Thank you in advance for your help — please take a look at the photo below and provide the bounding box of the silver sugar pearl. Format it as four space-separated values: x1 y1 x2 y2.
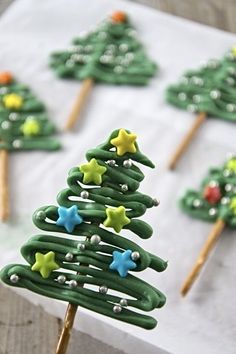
191 76 204 86
207 59 219 69
99 285 108 294
178 92 187 101
80 190 89 199
210 90 221 100
131 251 140 261
123 159 132 168
187 104 197 113
90 234 101 245
100 55 112 64
209 180 219 187
98 31 107 40
84 45 93 53
35 210 46 220
107 159 116 167
113 304 122 313
209 208 217 216
121 184 128 192
119 298 128 307
226 104 236 112
66 59 74 68
10 274 19 283
1 120 11 130
193 199 202 208
13 139 22 149
114 65 123 74
221 197 230 205
57 275 66 284
152 198 160 207
225 184 233 192
125 52 134 61
193 95 201 103
65 252 73 261
119 43 129 52
226 77 235 86
77 243 86 251
127 29 137 37
9 112 19 121
227 66 236 75
68 280 78 288
223 169 231 177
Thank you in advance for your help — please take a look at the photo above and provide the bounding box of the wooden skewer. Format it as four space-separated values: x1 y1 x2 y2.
168 112 207 170
0 149 9 221
64 78 94 131
181 218 225 296
56 303 78 354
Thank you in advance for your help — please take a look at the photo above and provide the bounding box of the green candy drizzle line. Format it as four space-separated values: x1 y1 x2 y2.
0 129 167 330
50 15 157 85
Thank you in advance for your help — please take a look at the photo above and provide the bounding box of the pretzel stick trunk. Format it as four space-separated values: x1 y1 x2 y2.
0 149 9 221
168 112 206 170
181 218 225 297
64 78 94 131
56 303 78 354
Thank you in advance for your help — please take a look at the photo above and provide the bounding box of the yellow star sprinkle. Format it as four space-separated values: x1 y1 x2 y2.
103 206 130 233
80 158 107 185
31 251 59 279
3 93 23 109
20 118 41 137
230 197 236 215
110 129 137 156
231 46 236 57
226 158 236 173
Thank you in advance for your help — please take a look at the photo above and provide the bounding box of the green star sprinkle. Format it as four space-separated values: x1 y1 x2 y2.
31 251 59 278
80 158 107 185
103 206 130 233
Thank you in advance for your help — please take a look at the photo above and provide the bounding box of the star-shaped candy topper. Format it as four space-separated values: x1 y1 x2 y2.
31 251 59 279
109 249 137 277
230 197 236 215
3 93 23 109
80 158 107 185
110 10 128 24
226 158 236 173
103 206 130 233
56 205 83 233
21 117 41 137
110 129 137 156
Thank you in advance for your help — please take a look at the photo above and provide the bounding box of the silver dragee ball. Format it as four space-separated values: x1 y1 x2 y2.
80 191 89 199
1 121 11 130
123 159 132 168
152 198 160 207
57 275 66 284
113 305 122 313
119 298 128 307
121 184 128 192
77 243 86 251
69 280 78 288
90 234 101 245
209 208 217 216
10 274 19 283
35 210 46 220
193 199 202 208
99 285 108 294
65 253 73 261
131 251 140 261
107 160 116 167
12 140 22 149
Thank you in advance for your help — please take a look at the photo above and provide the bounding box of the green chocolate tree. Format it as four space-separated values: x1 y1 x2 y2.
0 71 60 151
180 156 236 296
50 11 157 130
166 47 236 169
0 129 167 336
50 11 157 85
180 156 236 226
0 71 60 221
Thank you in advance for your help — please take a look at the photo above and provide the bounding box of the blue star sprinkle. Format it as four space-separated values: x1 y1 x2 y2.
56 205 83 233
109 250 137 278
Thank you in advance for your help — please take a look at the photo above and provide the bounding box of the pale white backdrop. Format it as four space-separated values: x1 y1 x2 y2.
0 1 235 354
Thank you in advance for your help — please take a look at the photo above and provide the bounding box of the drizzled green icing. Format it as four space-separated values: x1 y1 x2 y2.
180 157 236 226
0 129 167 330
0 75 60 151
166 48 236 121
50 14 157 85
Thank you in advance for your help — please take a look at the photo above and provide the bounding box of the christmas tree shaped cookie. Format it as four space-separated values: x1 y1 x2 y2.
50 11 157 130
0 129 167 352
0 71 60 221
166 47 236 169
179 156 236 295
